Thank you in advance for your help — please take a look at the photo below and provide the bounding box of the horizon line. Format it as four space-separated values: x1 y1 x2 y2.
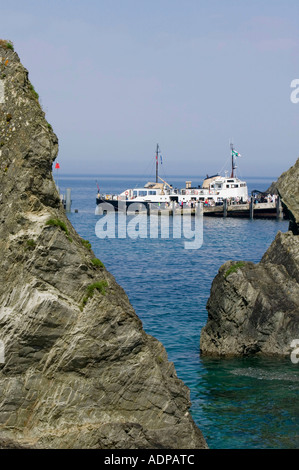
52 172 279 180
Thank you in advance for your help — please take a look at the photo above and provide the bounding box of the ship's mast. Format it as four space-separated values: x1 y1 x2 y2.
155 143 160 183
230 142 236 178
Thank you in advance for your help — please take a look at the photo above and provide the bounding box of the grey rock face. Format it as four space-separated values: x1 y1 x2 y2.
200 232 299 356
0 44 207 448
275 158 299 234
200 158 299 358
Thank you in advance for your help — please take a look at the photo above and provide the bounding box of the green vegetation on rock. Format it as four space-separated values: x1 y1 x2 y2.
82 281 108 307
81 238 92 251
46 218 69 235
91 258 104 268
29 83 39 101
25 239 36 251
224 261 245 278
0 40 14 51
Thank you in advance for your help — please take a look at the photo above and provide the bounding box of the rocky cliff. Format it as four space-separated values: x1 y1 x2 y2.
274 158 299 235
0 42 207 449
200 159 299 357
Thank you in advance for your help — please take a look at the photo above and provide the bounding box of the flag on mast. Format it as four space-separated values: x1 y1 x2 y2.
55 162 60 169
232 150 241 157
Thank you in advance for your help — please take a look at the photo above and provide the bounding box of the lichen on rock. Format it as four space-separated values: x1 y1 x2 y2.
0 43 207 449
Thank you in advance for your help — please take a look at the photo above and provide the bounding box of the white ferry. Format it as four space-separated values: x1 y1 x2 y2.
96 144 248 209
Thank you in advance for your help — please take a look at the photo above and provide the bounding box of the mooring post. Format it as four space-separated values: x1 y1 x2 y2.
276 196 283 220
171 200 175 216
65 188 72 212
250 196 254 219
223 199 227 218
196 201 203 217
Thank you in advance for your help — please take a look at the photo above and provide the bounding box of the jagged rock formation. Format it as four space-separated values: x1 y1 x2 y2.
274 158 299 235
266 158 299 234
200 158 299 357
0 42 207 449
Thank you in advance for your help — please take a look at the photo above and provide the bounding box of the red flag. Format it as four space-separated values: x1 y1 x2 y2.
55 162 60 169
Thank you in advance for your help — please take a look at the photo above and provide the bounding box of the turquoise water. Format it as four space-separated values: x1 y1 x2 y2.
60 174 298 449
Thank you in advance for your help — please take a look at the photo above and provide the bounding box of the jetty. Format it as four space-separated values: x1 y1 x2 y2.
126 197 287 220
202 198 285 219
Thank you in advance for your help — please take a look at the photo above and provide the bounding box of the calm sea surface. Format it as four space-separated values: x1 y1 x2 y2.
59 174 298 449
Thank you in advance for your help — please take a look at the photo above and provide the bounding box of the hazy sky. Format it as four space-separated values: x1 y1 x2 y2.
1 0 299 177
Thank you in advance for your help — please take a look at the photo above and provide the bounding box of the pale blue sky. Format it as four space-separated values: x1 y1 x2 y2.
1 0 299 177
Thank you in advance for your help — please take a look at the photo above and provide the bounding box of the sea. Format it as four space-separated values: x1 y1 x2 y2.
57 173 298 449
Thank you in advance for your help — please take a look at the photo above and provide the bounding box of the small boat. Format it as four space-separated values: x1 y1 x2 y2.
96 143 248 210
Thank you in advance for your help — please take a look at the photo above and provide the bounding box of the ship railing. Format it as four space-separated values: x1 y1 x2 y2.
100 194 128 201
181 189 205 196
